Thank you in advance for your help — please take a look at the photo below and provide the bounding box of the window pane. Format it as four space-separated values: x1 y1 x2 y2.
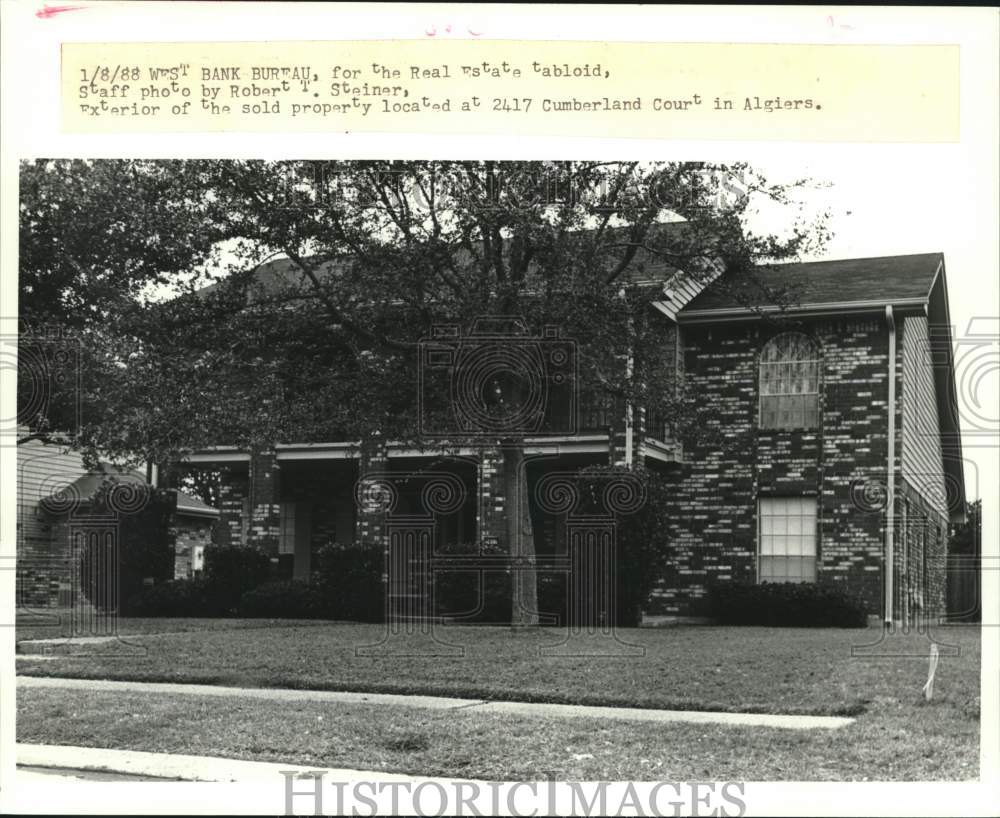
759 497 819 583
760 333 820 429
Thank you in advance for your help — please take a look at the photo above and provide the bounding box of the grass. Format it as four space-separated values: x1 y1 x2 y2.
15 614 332 642
15 620 980 780
17 676 980 781
16 619 980 718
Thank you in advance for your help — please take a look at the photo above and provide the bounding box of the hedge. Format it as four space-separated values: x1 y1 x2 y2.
710 581 869 628
238 580 327 619
126 577 228 618
312 542 385 622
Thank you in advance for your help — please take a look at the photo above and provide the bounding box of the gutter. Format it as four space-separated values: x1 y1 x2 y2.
884 305 897 628
677 297 928 324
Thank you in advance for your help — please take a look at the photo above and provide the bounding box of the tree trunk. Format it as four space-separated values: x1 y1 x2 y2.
502 443 539 625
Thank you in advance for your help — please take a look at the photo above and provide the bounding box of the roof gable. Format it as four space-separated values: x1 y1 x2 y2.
680 253 944 315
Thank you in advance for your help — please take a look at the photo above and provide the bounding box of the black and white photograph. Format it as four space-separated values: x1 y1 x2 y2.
1 4 997 818
9 156 990 785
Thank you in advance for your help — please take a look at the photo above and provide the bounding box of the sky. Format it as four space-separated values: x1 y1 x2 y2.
749 153 998 512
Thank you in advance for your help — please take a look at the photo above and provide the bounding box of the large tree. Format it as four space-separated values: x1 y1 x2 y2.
19 160 829 623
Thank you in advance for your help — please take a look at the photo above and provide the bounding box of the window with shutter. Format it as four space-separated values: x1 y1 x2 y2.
759 332 820 430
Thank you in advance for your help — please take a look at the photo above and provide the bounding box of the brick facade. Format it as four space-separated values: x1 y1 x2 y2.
172 516 215 580
641 313 951 618
202 311 956 621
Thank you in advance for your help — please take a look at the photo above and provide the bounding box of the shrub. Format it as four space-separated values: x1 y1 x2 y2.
710 581 869 628
77 485 176 615
203 544 272 613
536 571 567 626
572 465 671 627
126 577 227 617
312 542 385 622
433 541 510 623
238 580 326 619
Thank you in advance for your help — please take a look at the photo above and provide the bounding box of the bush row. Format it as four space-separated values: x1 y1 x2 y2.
709 581 869 628
128 544 872 628
127 543 385 620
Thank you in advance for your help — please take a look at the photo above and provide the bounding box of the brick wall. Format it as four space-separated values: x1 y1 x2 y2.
647 316 893 616
173 516 215 579
216 465 249 547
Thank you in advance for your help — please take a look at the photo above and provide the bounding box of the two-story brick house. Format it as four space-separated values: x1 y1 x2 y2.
182 251 965 624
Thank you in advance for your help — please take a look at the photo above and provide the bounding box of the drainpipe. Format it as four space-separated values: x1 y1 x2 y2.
624 349 635 468
884 305 897 628
620 286 635 468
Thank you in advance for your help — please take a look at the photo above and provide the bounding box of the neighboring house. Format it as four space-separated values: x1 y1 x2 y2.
16 434 218 609
183 251 965 623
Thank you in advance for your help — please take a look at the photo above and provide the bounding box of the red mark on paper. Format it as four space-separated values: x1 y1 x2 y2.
425 22 484 37
36 4 87 18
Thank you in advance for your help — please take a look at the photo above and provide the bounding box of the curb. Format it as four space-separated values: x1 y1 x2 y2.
16 744 487 784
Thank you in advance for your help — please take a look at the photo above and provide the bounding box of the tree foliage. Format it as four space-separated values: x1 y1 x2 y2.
19 160 831 623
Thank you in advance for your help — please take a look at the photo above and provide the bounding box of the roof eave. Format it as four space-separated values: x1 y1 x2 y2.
676 297 930 324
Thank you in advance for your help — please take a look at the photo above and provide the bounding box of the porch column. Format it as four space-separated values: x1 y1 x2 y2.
476 446 505 547
216 465 248 547
354 438 390 548
608 398 631 468
246 450 281 558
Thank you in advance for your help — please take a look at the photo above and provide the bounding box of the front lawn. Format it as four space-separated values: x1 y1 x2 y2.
17 674 979 781
16 620 981 718
15 614 331 642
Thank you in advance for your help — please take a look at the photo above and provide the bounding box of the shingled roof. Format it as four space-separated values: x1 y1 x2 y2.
681 252 944 315
191 222 692 304
40 463 218 518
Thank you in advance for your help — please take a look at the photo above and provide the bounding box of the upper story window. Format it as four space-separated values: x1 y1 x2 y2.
759 332 820 430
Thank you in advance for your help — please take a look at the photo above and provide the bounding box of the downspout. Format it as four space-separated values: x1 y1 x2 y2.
884 305 897 628
621 286 635 468
624 349 635 467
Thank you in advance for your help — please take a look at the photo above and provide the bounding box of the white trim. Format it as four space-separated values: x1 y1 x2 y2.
386 444 480 459
276 442 360 461
642 438 682 463
523 435 610 456
194 435 614 463
678 297 929 324
175 506 221 519
183 451 250 464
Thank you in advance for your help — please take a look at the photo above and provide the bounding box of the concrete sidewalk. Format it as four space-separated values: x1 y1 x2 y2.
17 675 857 729
16 743 485 784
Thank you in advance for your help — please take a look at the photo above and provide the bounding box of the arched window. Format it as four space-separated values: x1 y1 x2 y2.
759 332 820 429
